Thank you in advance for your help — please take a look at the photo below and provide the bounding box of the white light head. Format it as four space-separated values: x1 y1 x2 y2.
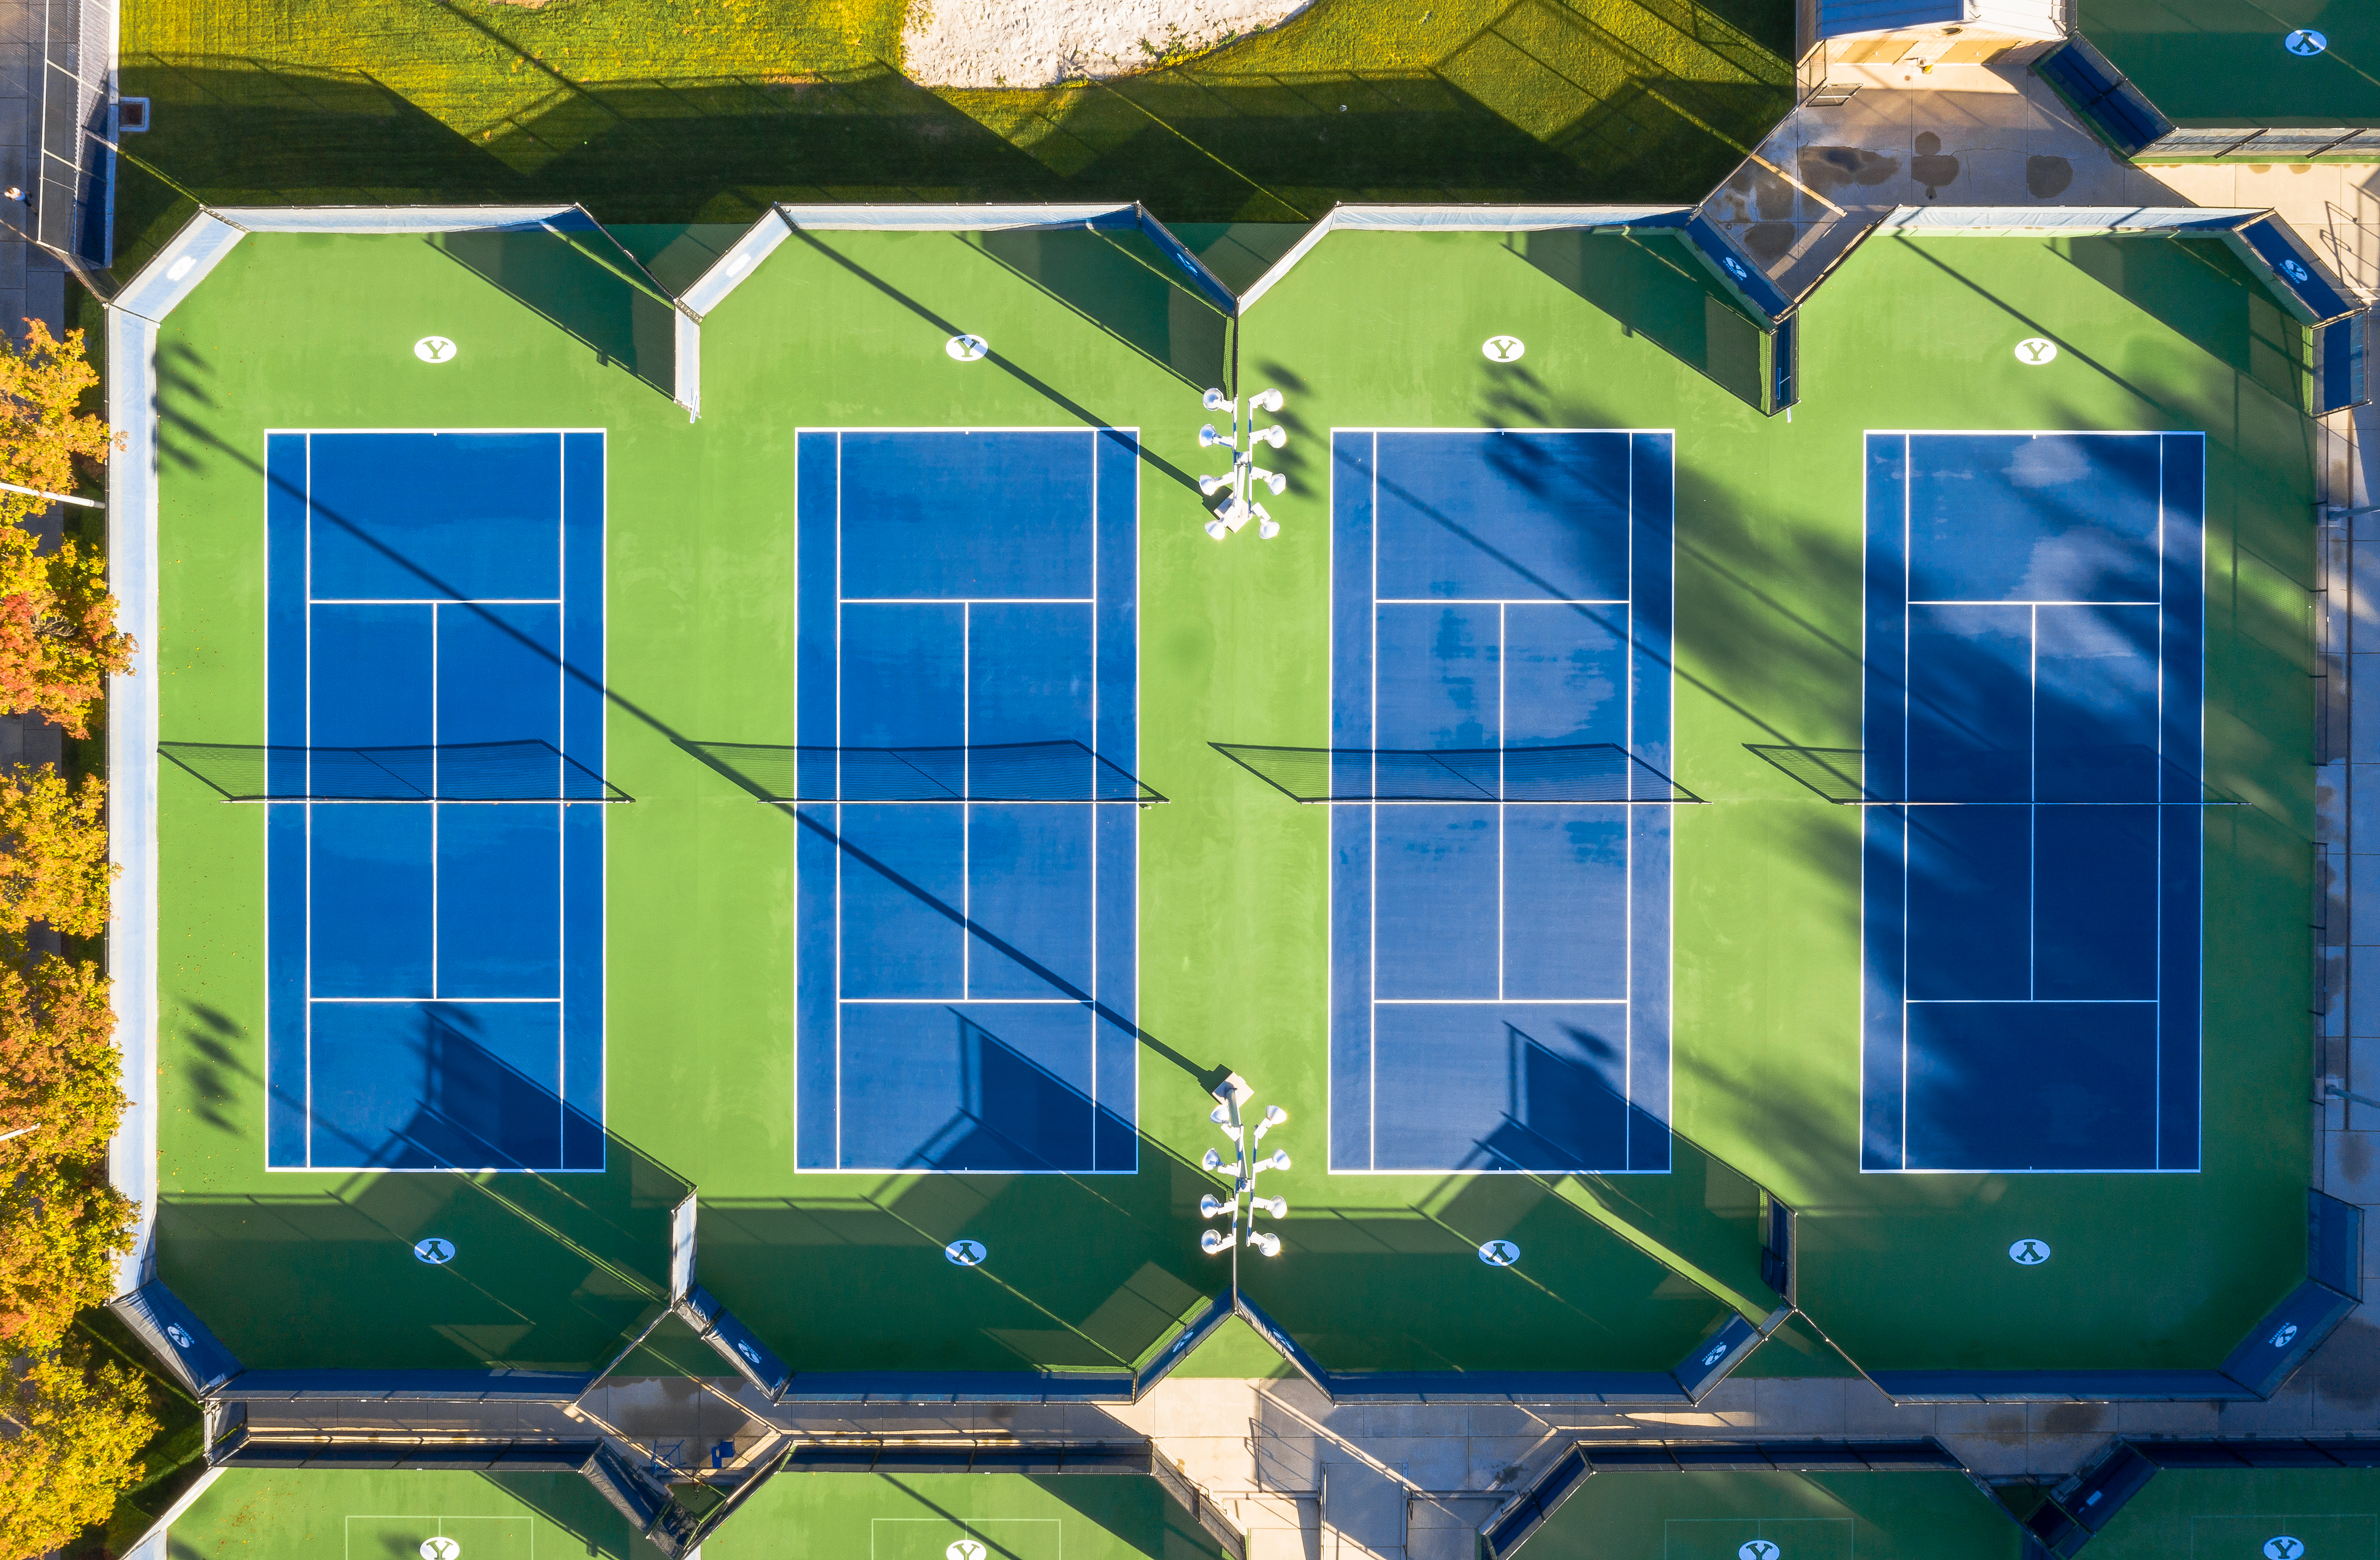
1246 1230 1283 1257
1263 1105 1289 1127
1251 1194 1287 1217
1255 1149 1291 1173
1253 505 1278 541
1199 1192 1232 1219
1252 424 1287 449
1200 1228 1231 1255
1199 424 1233 448
1260 470 1287 496
1200 1147 1225 1172
1198 473 1230 497
1204 517 1230 541
1209 1103 1232 1125
1248 388 1284 413
1202 387 1232 411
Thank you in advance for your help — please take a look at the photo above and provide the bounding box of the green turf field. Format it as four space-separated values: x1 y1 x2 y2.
1521 1466 2024 1560
2086 1467 2380 1557
159 1469 643 1560
703 1470 1225 1560
110 0 1792 276
2076 0 2380 132
140 211 2318 1383
154 1466 1221 1560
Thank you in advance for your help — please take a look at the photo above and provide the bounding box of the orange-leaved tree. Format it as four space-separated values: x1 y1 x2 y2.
0 1335 159 1560
0 319 131 738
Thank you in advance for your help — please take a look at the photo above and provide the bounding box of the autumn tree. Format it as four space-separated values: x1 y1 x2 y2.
0 951 120 1163
0 763 111 940
0 1335 158 1560
0 319 132 737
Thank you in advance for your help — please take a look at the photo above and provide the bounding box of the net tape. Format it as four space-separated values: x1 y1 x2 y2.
1212 742 1699 803
1745 743 2241 805
683 740 1165 804
162 741 630 802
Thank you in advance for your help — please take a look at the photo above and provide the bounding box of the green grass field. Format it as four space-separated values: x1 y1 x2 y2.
2086 1467 2380 1557
112 0 1792 276
155 1467 1220 1560
1524 1467 2025 1560
141 210 2318 1384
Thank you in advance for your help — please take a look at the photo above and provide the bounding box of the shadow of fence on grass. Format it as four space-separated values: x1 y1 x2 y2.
113 44 1791 267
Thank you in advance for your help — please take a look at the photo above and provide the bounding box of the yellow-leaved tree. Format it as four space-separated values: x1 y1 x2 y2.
0 1337 158 1559
0 319 132 738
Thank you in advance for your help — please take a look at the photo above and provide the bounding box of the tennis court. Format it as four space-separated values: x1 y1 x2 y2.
1328 429 1674 1174
264 430 608 1172
1861 432 2205 1173
792 428 1141 1173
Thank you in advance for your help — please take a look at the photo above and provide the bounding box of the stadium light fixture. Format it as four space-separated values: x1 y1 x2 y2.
1198 389 1289 542
1199 1072 1291 1260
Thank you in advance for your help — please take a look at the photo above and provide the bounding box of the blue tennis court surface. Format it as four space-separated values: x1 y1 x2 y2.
794 429 1139 1173
1863 432 2204 1172
264 431 607 1171
1329 430 1674 1173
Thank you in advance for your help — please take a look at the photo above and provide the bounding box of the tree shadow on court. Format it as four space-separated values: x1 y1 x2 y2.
1516 229 1769 413
431 222 682 401
2047 235 2312 410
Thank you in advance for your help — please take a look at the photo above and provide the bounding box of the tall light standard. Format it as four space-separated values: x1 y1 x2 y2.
1198 1072 1290 1263
1197 387 1289 541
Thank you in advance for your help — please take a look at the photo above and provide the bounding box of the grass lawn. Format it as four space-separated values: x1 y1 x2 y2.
115 0 1792 270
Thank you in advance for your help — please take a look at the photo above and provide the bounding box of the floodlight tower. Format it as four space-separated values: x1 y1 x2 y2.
1197 387 1289 541
1197 1072 1291 1268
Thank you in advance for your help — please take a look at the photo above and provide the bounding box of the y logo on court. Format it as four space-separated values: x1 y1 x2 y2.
1481 336 1525 363
947 1541 989 1560
2014 338 2058 366
164 1323 193 1349
412 336 456 364
2265 1538 2305 1560
413 1236 456 1265
1477 1239 1520 1267
945 1239 988 1267
420 1539 462 1560
2272 1321 2301 1348
1739 1541 1781 1560
2284 28 2326 55
2008 1238 2050 1265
